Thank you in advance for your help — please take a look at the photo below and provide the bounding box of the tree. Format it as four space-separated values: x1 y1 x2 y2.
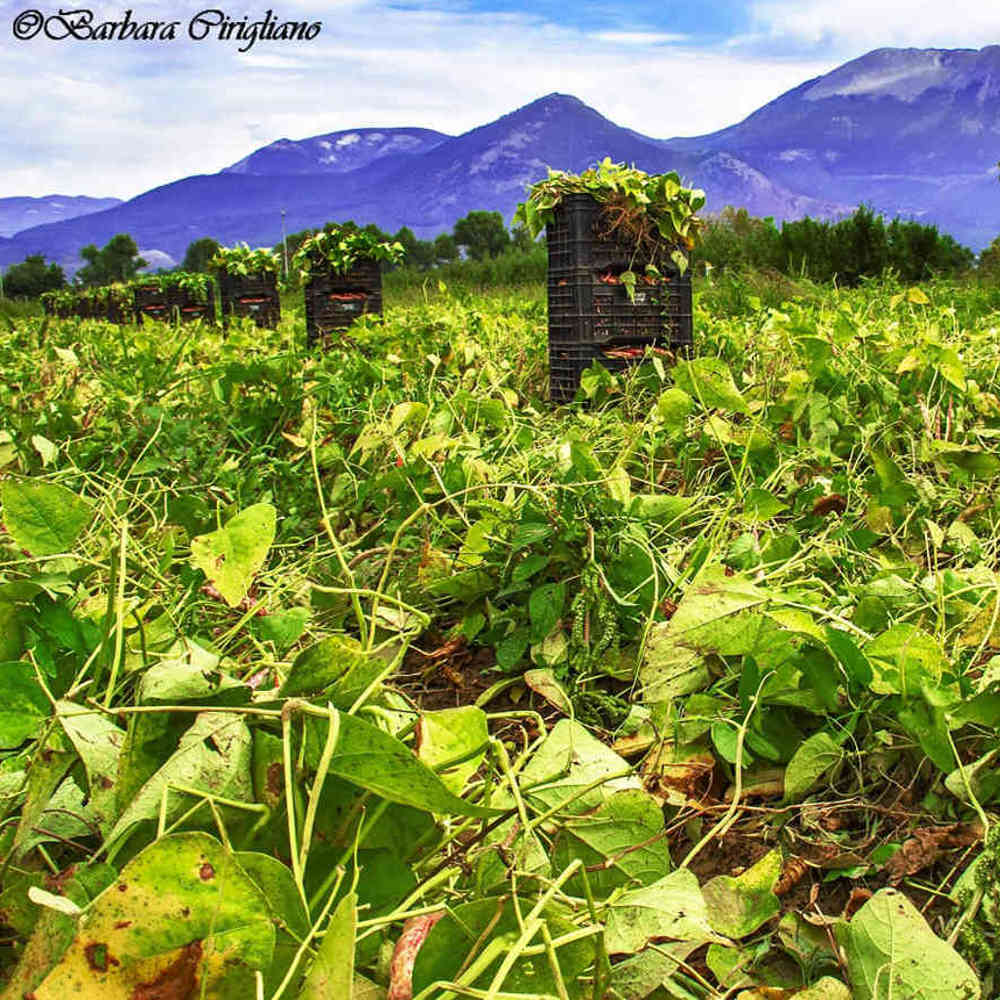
182 237 221 273
453 211 510 260
77 234 147 285
1 255 65 298
509 224 536 254
432 233 459 264
393 227 435 269
979 237 1000 279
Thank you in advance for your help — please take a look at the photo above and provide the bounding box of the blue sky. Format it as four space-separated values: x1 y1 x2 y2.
0 0 996 199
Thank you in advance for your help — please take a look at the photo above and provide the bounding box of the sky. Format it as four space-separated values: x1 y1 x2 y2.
0 0 997 200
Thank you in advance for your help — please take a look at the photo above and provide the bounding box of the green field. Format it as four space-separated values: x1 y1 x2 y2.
0 274 998 999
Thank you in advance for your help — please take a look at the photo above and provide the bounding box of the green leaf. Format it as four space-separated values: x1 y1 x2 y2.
512 554 549 584
254 606 310 650
605 868 721 955
138 639 250 705
56 701 124 834
656 387 694 433
0 479 94 556
304 709 497 818
299 892 355 999
783 732 843 802
415 706 488 794
0 601 24 660
528 582 565 643
279 634 392 706
825 627 873 687
190 502 277 607
865 625 947 696
105 712 253 854
519 719 638 816
673 358 749 414
741 488 787 523
412 897 592 998
641 565 769 703
0 661 50 748
836 889 980 1000
33 833 274 1000
235 852 309 939
552 789 671 898
702 849 782 938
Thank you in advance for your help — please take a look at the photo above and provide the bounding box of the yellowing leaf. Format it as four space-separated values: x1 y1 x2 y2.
190 503 276 606
703 849 782 938
34 833 274 1000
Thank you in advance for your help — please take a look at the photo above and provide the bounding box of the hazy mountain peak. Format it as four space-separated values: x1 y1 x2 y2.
0 195 123 238
804 45 1000 103
223 126 451 176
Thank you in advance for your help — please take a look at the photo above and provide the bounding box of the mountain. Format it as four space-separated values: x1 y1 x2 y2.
0 94 841 274
659 46 1000 247
223 127 450 175
2 47 998 273
0 195 122 238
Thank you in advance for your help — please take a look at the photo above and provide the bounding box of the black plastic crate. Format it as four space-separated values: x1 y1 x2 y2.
134 284 167 324
304 259 383 345
548 268 692 346
167 285 215 324
219 273 280 329
545 193 693 402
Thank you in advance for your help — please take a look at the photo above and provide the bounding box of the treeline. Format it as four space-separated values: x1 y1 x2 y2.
163 210 547 292
277 209 539 276
0 234 147 298
696 205 975 284
0 204 991 300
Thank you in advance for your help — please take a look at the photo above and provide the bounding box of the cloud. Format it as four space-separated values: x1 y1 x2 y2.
590 31 689 45
0 0 835 199
749 0 1000 50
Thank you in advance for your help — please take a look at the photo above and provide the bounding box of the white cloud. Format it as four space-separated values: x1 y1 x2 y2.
749 0 1000 49
590 31 689 45
0 0 838 199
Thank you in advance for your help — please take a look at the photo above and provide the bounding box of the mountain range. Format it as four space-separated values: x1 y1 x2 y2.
2 45 998 274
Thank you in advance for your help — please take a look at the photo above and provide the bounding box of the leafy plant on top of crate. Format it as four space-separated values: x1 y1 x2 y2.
210 243 279 278
515 158 705 295
153 271 211 303
292 224 405 280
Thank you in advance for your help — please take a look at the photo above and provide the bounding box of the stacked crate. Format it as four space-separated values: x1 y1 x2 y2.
168 281 214 323
304 258 382 345
219 273 281 329
134 284 170 324
546 193 693 404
